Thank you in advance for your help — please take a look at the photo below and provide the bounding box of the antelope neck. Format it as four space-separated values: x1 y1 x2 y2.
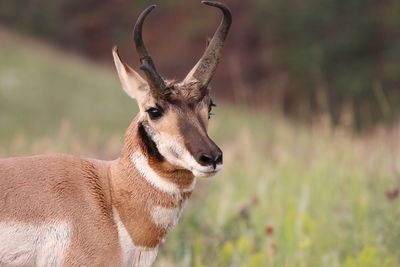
109 117 195 248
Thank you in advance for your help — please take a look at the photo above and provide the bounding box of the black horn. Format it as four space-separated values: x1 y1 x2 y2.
184 1 232 88
133 5 166 93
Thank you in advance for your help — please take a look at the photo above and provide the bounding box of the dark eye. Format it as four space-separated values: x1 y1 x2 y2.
146 107 163 120
208 100 216 119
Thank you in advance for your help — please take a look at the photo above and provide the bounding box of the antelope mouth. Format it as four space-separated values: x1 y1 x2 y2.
192 164 223 178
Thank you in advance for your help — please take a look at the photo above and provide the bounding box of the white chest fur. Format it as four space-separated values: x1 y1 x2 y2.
0 222 70 266
123 151 193 266
113 209 159 267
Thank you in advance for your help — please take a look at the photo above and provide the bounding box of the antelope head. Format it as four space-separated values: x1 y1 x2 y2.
113 1 232 178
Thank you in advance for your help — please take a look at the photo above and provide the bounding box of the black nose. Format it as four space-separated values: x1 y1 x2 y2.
199 152 223 167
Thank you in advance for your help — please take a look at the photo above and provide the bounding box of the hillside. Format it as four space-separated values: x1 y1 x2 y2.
0 29 399 266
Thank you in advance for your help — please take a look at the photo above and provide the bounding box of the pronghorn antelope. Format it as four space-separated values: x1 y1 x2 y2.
0 1 231 266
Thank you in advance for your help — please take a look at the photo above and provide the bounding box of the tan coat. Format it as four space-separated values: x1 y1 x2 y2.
0 116 195 266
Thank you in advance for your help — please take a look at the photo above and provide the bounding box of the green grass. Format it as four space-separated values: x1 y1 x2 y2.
1 29 400 266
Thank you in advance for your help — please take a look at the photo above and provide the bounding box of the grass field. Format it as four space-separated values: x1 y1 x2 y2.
1 29 400 266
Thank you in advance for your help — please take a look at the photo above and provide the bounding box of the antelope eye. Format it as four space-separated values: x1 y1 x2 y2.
146 108 163 120
208 100 216 119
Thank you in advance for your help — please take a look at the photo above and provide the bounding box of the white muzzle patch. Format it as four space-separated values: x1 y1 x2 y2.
143 125 223 177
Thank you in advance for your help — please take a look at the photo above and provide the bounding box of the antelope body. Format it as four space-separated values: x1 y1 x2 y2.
0 1 231 266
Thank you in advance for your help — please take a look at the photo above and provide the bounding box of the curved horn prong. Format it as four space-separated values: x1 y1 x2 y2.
134 5 166 92
184 1 232 88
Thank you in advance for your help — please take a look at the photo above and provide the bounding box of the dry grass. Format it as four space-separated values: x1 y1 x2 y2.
1 29 400 266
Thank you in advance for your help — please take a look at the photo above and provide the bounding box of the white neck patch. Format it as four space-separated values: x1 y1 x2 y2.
131 151 183 194
143 124 223 177
151 205 183 231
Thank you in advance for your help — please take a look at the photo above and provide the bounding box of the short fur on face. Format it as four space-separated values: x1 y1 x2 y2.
113 48 223 178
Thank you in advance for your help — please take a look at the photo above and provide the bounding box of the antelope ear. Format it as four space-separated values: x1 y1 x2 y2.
112 46 148 99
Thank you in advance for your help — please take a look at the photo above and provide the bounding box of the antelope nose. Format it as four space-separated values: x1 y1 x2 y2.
199 152 223 167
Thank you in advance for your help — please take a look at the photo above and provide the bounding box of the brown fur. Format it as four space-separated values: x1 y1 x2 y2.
0 114 195 265
0 37 224 266
0 155 121 265
154 80 208 105
111 116 194 248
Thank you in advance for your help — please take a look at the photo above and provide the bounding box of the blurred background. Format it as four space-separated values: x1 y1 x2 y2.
0 0 400 266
